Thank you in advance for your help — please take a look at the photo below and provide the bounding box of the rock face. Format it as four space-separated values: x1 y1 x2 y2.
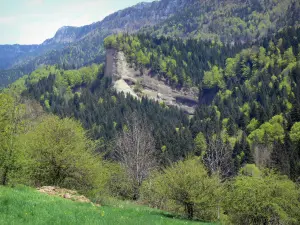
42 24 98 46
105 49 198 114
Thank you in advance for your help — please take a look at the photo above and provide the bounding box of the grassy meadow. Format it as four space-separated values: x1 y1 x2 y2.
0 186 216 225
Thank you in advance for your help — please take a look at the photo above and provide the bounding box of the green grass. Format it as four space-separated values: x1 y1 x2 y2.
0 186 216 225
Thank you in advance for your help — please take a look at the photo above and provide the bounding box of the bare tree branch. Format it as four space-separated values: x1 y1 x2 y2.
203 137 232 178
114 112 157 198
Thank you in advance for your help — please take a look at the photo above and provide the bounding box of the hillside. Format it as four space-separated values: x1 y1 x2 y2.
104 48 199 114
0 0 185 87
147 0 300 43
8 24 300 177
1 0 300 88
15 64 192 163
103 25 300 177
1 0 300 224
0 186 213 225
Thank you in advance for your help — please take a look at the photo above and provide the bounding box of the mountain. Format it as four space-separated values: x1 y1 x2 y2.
0 0 189 87
3 0 299 88
0 43 67 71
146 0 300 43
0 45 38 70
2 0 300 223
42 25 99 46
15 24 300 177
0 22 101 71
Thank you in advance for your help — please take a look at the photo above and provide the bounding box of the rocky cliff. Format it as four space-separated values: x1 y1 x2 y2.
105 49 198 114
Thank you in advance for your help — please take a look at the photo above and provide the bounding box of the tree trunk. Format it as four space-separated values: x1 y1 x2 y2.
2 166 8 185
185 202 194 219
132 185 139 200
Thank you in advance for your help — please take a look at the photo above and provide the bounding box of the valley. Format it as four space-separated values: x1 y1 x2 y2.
1 0 300 224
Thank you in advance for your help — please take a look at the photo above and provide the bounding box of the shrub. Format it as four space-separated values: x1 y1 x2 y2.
141 158 221 221
224 165 300 225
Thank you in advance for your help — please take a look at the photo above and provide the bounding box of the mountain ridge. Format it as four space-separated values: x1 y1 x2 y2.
0 0 185 87
1 0 300 88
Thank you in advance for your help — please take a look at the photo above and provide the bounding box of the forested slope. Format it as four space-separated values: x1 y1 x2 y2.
101 26 300 178
1 0 300 223
2 0 300 88
8 64 193 164
0 0 188 88
146 0 300 43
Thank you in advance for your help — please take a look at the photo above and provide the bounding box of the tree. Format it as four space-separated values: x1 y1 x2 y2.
203 66 225 89
104 35 118 49
194 132 207 156
24 115 107 194
290 122 300 180
290 122 300 143
224 165 300 225
114 113 157 199
248 115 286 145
141 158 221 220
0 94 26 185
203 136 232 177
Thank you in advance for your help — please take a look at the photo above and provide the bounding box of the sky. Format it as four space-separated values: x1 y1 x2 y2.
0 0 153 45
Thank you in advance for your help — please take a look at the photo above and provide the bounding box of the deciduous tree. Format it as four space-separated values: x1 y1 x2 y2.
114 113 157 199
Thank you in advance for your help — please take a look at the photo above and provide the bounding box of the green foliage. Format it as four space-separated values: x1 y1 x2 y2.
248 115 285 145
239 164 261 177
246 119 260 133
104 36 118 49
0 94 27 185
147 0 299 44
194 132 207 155
141 158 221 221
203 66 225 89
224 167 300 225
104 33 237 87
106 164 135 200
290 122 300 143
23 116 108 194
191 26 300 178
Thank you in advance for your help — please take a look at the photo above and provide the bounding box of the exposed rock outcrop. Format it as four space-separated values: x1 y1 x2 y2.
105 49 198 114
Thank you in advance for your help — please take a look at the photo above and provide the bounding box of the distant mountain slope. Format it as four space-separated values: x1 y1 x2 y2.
0 43 66 71
0 45 38 70
1 0 300 88
42 24 99 46
11 25 300 179
0 0 188 87
0 22 100 71
146 0 300 43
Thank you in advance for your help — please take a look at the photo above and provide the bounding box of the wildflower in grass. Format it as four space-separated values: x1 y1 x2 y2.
101 211 105 217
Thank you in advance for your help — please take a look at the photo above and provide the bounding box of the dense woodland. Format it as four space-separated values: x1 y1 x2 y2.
103 27 300 179
1 0 300 224
104 33 247 87
145 0 300 43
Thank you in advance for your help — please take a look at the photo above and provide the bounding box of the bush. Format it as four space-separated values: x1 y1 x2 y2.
224 165 300 225
106 164 135 200
141 158 221 221
23 115 110 195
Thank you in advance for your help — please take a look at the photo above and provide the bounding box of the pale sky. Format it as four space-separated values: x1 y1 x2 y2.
0 0 153 45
